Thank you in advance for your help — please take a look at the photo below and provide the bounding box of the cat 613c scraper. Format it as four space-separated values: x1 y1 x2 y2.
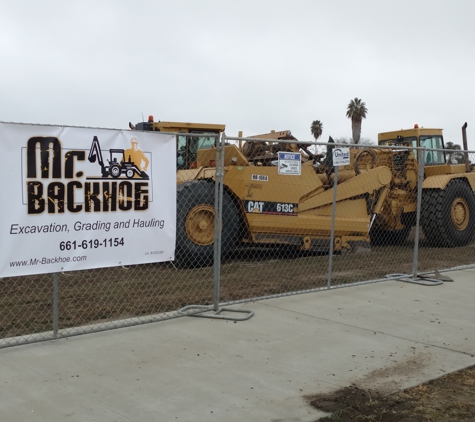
131 117 475 267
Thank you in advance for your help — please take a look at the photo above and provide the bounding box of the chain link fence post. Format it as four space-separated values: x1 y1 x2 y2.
327 166 339 288
213 132 225 312
412 148 425 279
53 272 59 338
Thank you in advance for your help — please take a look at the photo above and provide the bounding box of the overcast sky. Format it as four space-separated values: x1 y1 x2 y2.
1 0 475 149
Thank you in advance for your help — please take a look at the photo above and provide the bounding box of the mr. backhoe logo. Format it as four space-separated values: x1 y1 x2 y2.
25 136 150 214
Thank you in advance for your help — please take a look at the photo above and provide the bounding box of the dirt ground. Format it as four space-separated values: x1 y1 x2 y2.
1 232 475 339
308 365 475 422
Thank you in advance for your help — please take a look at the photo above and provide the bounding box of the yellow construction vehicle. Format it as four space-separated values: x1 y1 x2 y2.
131 117 475 267
377 123 475 248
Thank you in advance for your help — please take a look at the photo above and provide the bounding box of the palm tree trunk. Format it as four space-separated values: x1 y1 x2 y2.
352 119 362 144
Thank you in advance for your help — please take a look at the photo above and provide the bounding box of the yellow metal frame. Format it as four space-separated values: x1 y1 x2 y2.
378 127 443 143
151 121 225 133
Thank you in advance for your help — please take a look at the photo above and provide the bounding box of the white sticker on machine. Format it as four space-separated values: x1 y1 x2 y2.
278 152 301 175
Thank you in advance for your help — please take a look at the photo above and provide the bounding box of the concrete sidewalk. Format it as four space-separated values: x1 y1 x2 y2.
1 270 474 422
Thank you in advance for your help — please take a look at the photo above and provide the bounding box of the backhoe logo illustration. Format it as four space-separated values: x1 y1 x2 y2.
25 136 150 215
88 136 150 180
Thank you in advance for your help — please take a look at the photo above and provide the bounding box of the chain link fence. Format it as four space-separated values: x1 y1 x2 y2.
2 133 475 348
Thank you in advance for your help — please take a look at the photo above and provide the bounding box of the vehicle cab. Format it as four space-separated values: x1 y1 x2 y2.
378 125 446 165
130 115 225 170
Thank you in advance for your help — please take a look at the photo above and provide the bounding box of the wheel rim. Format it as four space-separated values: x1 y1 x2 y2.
451 197 470 231
185 204 215 246
111 166 120 177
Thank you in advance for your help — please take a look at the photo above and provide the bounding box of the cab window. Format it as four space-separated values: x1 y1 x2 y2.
177 135 187 169
379 136 417 147
177 134 218 169
420 135 445 165
194 135 217 150
189 135 217 164
379 136 418 158
189 136 216 155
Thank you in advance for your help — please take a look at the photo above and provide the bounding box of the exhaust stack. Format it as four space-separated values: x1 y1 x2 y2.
462 122 469 172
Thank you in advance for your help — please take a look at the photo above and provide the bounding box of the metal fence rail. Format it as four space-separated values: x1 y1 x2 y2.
2 134 475 348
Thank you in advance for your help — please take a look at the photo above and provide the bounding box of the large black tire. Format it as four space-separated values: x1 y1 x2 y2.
110 164 121 178
421 179 475 247
175 181 239 267
370 225 411 246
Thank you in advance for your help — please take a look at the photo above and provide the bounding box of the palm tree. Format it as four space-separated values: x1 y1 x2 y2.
309 120 324 159
310 120 323 141
346 98 368 144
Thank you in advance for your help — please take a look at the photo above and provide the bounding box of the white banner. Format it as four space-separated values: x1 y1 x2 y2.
0 122 176 277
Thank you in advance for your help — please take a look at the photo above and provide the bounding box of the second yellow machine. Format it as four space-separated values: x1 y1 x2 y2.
131 117 475 267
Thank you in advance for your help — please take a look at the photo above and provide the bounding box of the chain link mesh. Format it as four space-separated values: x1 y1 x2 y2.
2 137 475 348
416 148 475 271
1 273 53 344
